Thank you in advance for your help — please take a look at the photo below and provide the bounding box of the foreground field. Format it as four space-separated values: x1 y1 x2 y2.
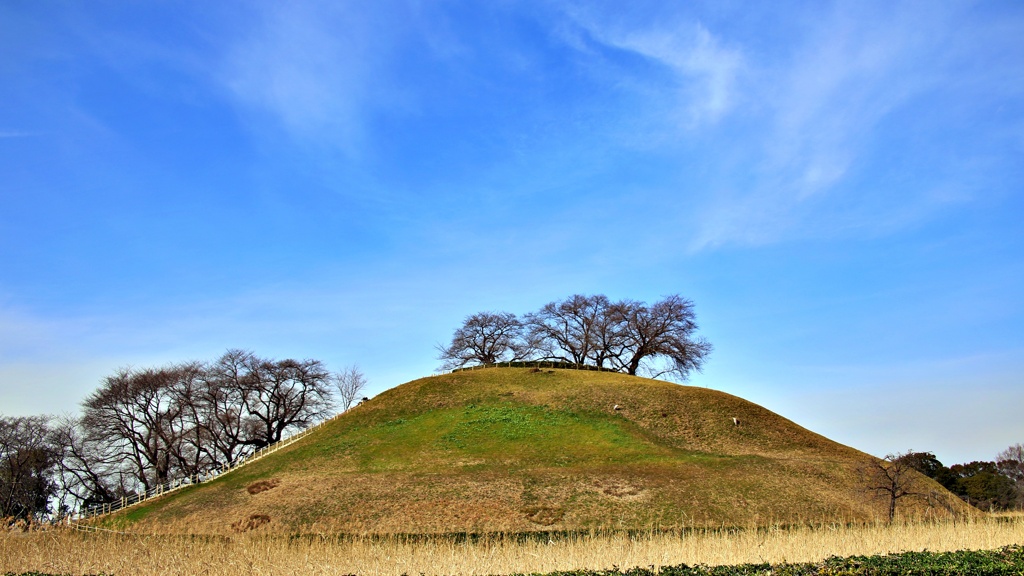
3 515 1022 575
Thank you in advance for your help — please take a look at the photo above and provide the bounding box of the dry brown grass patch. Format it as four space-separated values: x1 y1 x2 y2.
593 478 644 499
520 505 564 525
231 514 271 532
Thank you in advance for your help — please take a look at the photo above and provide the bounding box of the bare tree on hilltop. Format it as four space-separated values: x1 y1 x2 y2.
191 350 255 467
526 294 611 366
437 312 535 370
438 294 712 381
615 295 713 379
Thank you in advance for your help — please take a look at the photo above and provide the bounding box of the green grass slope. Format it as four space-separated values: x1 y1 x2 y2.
112 368 969 534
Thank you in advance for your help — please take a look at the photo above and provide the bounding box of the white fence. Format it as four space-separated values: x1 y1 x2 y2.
77 413 344 520
452 360 618 373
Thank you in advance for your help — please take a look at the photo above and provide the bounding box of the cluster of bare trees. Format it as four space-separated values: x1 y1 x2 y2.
437 294 713 381
1 350 365 522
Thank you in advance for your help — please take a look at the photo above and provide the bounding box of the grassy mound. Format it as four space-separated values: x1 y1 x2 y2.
109 368 969 534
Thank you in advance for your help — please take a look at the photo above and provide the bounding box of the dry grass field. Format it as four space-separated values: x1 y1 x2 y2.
3 515 1022 576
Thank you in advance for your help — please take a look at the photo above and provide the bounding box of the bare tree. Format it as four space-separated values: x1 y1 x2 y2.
526 295 610 366
80 365 195 491
613 295 713 380
334 365 368 412
182 351 336 455
997 443 1024 508
50 414 128 516
522 294 713 378
0 415 58 521
167 362 213 477
586 299 630 369
47 350 342 515
437 312 533 370
860 451 926 522
239 357 334 449
191 350 260 467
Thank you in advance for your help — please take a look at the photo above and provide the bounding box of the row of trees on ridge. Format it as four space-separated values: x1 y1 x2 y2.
0 350 365 522
438 294 713 381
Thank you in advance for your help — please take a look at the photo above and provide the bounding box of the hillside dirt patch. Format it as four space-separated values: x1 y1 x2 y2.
246 479 281 495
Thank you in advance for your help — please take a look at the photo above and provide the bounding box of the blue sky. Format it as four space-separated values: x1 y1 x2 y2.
1 1 1022 465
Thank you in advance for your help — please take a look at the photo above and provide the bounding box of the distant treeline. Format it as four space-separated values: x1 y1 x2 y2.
0 350 365 523
901 449 1024 511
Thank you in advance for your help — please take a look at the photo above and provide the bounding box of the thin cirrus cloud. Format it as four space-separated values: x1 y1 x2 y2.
558 4 891 250
564 10 743 128
554 3 1017 253
598 24 742 127
760 4 944 195
684 4 1010 251
219 2 406 154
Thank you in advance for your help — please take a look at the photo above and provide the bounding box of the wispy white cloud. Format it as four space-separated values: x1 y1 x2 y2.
220 2 407 154
762 5 932 194
607 24 742 126
687 2 1014 251
564 10 743 127
551 3 1020 252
